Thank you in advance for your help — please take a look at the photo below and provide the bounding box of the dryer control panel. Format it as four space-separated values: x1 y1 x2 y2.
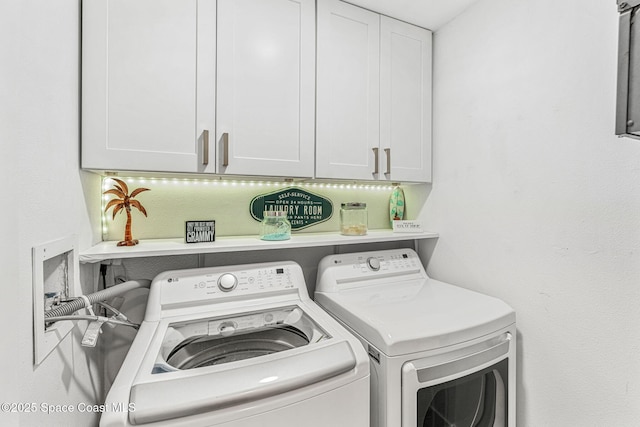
316 248 427 293
147 262 305 318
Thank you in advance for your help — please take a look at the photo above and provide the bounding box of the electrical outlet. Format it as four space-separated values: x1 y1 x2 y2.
32 236 81 366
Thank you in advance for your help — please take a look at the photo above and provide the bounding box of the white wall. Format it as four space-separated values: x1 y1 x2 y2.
2 0 103 425
425 0 640 425
1 3 21 424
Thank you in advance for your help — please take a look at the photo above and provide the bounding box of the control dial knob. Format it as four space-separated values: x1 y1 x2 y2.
217 273 238 292
366 257 381 271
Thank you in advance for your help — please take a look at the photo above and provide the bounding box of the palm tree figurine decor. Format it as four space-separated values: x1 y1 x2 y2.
103 178 150 246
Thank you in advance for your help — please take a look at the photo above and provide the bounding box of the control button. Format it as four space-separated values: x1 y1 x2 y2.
217 273 238 292
366 257 381 271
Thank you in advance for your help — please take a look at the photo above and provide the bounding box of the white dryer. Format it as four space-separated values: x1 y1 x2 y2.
101 261 369 427
315 249 516 427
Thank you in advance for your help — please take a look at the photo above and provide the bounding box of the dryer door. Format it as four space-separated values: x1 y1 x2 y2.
401 333 512 427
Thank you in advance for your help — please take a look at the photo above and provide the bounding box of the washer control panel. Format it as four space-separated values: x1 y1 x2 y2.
156 262 302 309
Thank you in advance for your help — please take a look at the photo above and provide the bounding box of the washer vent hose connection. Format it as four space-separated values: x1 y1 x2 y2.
44 279 151 319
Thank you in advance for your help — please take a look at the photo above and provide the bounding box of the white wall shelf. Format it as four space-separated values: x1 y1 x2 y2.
79 230 438 263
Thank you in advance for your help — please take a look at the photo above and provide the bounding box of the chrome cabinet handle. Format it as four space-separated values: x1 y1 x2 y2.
384 148 391 175
202 130 209 166
372 147 379 174
222 133 229 167
616 8 632 135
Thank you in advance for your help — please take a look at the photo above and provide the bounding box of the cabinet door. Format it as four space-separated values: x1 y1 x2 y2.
82 0 215 173
380 16 432 183
316 0 380 180
216 0 315 178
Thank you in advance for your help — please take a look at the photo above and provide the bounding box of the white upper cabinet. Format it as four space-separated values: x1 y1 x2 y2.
216 0 316 178
82 0 216 173
83 0 431 182
83 0 313 177
316 0 381 180
316 0 432 183
380 16 432 183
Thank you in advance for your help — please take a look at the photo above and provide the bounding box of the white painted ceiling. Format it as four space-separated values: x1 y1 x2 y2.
343 0 480 30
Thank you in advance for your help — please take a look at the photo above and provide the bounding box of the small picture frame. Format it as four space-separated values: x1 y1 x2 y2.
185 220 216 243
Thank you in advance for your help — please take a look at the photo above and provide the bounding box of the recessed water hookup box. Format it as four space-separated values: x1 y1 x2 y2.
32 235 81 366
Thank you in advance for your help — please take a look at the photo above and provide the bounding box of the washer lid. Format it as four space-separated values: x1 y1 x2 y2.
130 340 357 425
128 304 362 425
315 278 515 357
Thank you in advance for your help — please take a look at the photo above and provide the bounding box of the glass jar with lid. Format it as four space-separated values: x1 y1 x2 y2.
340 202 368 236
260 211 291 241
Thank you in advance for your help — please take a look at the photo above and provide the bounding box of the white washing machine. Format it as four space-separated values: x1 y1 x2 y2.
315 249 516 427
101 261 369 427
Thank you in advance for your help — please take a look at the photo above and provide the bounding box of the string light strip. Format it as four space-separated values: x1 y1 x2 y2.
102 177 396 191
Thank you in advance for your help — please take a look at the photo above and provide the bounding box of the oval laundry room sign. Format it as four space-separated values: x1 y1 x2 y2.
250 187 333 230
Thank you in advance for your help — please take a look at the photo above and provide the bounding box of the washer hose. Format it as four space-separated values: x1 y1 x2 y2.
44 279 151 319
44 315 140 329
